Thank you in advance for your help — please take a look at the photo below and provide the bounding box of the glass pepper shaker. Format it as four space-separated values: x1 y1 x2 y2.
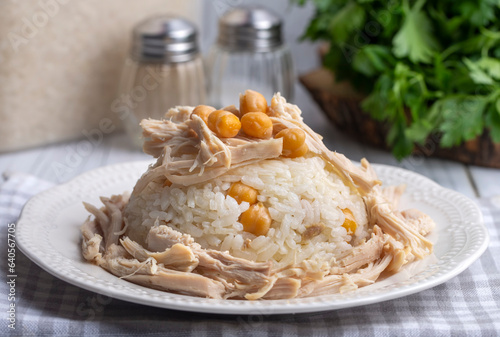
119 15 206 148
206 7 294 108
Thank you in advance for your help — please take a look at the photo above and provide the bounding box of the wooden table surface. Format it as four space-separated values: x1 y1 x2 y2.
1 83 499 200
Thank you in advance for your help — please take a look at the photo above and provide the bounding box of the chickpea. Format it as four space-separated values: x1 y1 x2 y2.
207 110 241 138
228 181 258 204
342 208 357 234
207 110 223 131
241 112 273 139
275 128 308 158
192 105 215 124
288 144 309 158
239 89 267 116
240 202 271 236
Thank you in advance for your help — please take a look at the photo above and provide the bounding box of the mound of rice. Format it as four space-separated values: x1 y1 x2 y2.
124 156 369 269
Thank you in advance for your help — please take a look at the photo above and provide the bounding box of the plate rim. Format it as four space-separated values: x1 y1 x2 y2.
16 161 490 315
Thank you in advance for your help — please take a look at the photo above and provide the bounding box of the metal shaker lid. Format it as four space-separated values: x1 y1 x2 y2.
132 15 199 63
217 7 283 52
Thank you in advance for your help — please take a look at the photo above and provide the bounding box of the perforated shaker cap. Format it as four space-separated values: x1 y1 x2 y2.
217 7 283 52
132 15 199 63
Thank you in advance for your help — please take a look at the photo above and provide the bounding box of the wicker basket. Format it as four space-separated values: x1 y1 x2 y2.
299 68 500 169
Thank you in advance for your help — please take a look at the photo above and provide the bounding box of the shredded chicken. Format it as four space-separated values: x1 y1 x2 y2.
120 237 199 272
80 93 435 300
125 269 227 299
298 254 394 297
382 185 407 209
329 226 386 275
399 209 436 236
136 113 283 190
364 188 433 259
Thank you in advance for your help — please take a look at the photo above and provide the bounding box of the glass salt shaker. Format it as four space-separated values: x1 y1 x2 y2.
206 7 294 108
119 15 206 148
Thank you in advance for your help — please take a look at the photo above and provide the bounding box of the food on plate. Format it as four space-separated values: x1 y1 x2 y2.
80 90 435 300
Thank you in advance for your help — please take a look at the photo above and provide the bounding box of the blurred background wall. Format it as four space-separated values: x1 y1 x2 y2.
0 0 201 152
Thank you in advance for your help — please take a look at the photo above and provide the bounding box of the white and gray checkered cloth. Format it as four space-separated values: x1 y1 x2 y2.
1 173 499 337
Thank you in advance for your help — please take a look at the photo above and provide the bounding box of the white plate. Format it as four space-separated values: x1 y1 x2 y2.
17 161 489 315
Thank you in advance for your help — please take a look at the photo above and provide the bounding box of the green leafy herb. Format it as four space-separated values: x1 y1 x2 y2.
294 0 500 159
393 0 439 64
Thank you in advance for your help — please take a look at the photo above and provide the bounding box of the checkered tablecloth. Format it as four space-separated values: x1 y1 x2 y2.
1 173 499 337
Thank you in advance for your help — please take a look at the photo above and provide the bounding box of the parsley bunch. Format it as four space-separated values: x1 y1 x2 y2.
295 0 500 159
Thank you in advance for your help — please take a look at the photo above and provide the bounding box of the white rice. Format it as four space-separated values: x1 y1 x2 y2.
124 156 369 269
